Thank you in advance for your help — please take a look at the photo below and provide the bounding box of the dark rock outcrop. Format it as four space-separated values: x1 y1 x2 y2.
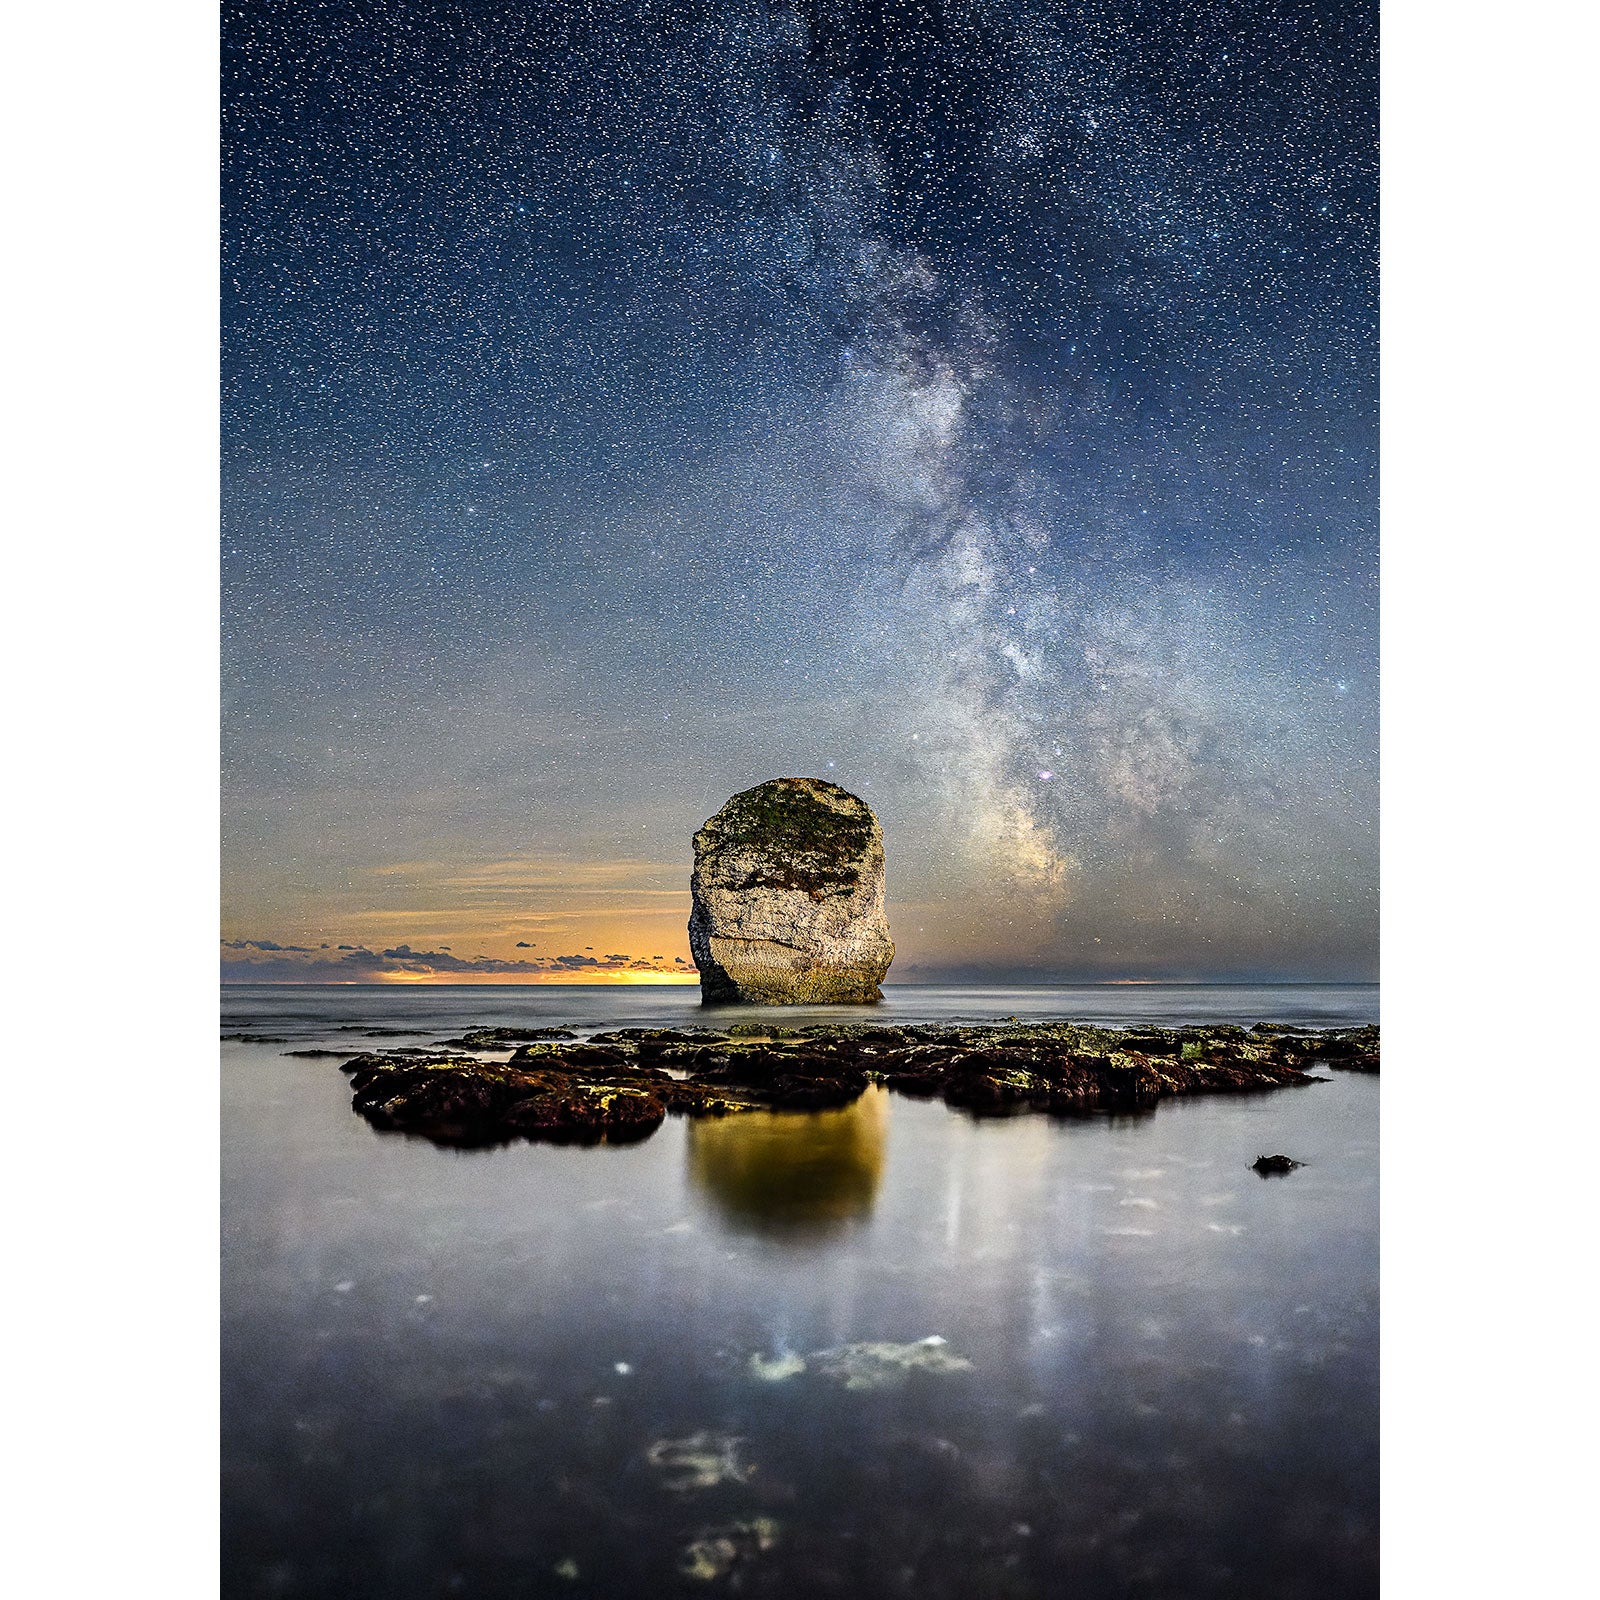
688 778 894 1004
433 1026 578 1049
327 1017 1371 1149
1252 1154 1304 1176
340 1052 672 1148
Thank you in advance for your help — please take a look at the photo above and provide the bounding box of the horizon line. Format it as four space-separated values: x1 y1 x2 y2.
221 979 1380 989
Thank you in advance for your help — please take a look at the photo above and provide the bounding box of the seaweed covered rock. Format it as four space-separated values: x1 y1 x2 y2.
326 1019 1368 1149
1311 1024 1381 1072
432 1026 578 1049
688 778 894 1004
339 1052 670 1148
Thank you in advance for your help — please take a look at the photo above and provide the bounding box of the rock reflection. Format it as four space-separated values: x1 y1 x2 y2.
687 1086 888 1241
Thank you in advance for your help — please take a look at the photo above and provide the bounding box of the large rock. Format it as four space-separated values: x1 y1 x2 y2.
688 778 894 1004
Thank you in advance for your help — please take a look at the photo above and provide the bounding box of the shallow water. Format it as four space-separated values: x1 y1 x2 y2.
222 985 1378 1599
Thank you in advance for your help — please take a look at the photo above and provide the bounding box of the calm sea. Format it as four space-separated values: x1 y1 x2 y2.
223 984 1378 1599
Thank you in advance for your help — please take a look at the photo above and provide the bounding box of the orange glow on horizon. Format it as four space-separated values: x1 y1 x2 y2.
370 969 700 986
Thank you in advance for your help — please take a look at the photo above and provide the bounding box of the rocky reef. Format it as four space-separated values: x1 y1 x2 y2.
326 1019 1377 1149
687 778 894 1004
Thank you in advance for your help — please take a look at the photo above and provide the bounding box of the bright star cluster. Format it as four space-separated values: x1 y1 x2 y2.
223 0 1376 982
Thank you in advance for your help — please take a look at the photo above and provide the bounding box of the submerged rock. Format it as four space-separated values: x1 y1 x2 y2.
688 778 894 1004
746 1335 971 1389
809 1336 973 1390
678 1518 781 1582
644 1432 754 1493
749 1351 808 1382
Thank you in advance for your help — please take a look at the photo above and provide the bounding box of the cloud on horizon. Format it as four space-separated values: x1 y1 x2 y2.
220 939 688 983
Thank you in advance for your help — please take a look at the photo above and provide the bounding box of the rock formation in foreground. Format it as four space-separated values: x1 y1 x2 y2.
687 778 894 1004
324 1020 1375 1149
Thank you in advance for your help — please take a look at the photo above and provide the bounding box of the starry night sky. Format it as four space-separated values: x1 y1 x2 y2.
222 0 1376 984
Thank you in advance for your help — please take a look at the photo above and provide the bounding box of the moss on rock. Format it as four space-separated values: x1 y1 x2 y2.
689 778 894 1004
326 1019 1371 1148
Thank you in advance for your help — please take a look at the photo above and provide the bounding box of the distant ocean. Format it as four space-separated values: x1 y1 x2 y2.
222 981 1378 1039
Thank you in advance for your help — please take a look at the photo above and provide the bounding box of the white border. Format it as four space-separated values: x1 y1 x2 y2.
1383 0 1591 1591
7 3 218 1593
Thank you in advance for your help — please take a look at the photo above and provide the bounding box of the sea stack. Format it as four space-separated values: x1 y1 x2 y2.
688 778 894 1004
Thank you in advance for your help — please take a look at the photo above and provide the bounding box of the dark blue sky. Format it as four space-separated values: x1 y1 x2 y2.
222 0 1376 983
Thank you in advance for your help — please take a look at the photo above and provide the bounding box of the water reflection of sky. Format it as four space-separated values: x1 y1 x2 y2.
223 990 1377 1598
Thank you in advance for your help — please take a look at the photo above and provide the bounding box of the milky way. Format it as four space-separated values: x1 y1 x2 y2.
223 0 1376 982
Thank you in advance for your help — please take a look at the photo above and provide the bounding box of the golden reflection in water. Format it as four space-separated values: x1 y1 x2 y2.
687 1085 889 1242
